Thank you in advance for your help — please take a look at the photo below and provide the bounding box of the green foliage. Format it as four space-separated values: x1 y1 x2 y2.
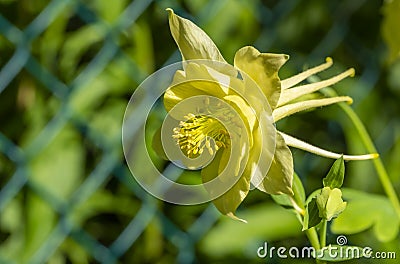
272 172 306 209
303 197 322 230
382 0 400 63
302 158 346 230
323 156 344 189
331 189 400 242
0 0 152 261
0 0 399 263
200 203 301 257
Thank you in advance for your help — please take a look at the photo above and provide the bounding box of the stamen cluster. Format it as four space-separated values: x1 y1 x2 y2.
173 113 230 157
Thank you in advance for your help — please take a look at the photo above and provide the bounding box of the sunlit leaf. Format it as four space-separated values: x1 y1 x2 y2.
323 156 345 189
200 203 302 257
271 172 305 209
331 188 400 242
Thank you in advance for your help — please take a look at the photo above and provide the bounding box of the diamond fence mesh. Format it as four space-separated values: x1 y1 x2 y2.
0 0 397 263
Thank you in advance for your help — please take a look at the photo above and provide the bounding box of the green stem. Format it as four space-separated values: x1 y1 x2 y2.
305 227 321 250
322 88 400 220
319 220 327 248
318 220 328 264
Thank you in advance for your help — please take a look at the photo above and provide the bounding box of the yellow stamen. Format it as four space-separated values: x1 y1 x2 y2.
173 114 230 157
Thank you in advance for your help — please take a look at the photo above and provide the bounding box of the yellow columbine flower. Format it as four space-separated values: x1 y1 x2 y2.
156 9 377 221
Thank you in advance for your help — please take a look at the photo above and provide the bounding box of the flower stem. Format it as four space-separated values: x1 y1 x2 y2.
289 196 305 216
305 227 321 250
319 220 327 248
322 87 400 220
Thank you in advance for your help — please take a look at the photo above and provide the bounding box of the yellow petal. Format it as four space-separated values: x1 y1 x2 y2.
164 80 210 113
234 46 288 109
223 95 256 130
164 63 232 113
167 8 226 62
201 148 251 218
226 212 247 223
246 113 276 189
257 131 294 195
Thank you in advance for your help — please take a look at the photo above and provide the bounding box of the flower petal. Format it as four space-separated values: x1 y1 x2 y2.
164 64 232 113
257 132 294 195
167 8 226 62
234 46 288 109
201 148 251 220
246 112 276 189
280 132 379 160
164 80 211 114
278 68 355 106
223 94 256 133
317 187 347 221
273 96 353 122
281 57 333 90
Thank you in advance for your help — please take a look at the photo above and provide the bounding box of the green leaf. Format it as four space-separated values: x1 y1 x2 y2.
271 172 305 209
382 0 400 63
316 187 347 221
234 46 288 109
258 132 294 195
200 203 302 257
292 172 306 205
323 156 345 189
315 245 365 261
331 188 400 242
306 188 322 204
270 193 293 209
303 197 322 230
166 8 226 62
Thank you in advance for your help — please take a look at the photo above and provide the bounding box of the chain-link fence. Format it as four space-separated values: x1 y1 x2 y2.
0 0 398 263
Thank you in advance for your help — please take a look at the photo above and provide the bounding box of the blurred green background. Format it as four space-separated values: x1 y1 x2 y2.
0 0 399 263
